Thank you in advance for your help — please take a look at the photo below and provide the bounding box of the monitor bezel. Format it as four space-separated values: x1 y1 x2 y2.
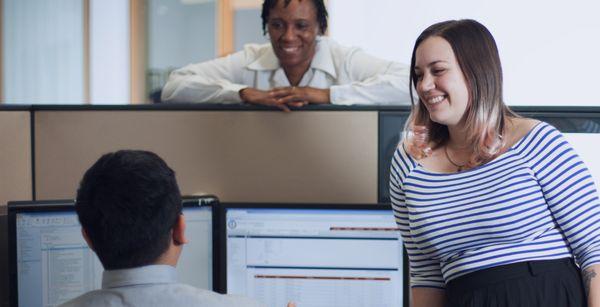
7 196 219 307
218 202 409 307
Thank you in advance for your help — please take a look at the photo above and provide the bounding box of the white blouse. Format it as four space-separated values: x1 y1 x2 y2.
161 37 411 105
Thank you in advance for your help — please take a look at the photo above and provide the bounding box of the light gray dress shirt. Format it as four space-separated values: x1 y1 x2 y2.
161 37 411 105
59 265 265 307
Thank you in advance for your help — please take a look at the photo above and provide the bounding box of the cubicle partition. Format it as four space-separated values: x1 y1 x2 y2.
0 109 32 210
33 107 379 203
1 104 600 307
0 107 32 307
3 104 600 206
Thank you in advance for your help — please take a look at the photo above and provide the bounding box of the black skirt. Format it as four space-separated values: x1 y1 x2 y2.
445 258 587 307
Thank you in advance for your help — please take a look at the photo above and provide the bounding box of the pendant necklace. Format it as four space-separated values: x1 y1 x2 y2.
444 145 467 172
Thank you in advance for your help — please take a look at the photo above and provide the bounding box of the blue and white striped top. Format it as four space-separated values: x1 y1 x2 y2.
389 122 600 289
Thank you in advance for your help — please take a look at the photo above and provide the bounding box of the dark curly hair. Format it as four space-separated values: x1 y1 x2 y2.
261 0 328 35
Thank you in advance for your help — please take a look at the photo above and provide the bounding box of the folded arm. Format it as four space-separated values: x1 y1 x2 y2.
161 51 248 104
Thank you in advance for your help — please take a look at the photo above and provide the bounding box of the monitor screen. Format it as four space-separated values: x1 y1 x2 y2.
225 205 405 307
11 201 213 307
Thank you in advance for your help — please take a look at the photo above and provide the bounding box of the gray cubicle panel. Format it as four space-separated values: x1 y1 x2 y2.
1 211 7 307
0 108 31 307
0 111 32 208
34 110 378 203
377 107 600 202
378 111 410 202
522 114 600 133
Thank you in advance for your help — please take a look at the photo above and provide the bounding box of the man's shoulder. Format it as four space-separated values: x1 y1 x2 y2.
58 284 265 307
174 284 265 306
57 289 113 307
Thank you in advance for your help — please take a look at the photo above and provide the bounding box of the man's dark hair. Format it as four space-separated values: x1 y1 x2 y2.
75 150 182 270
261 0 328 35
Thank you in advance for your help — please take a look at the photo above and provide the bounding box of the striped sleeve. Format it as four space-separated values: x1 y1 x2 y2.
389 144 446 288
523 124 600 269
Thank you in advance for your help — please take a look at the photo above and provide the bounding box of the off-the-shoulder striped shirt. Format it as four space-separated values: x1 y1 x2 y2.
389 122 600 289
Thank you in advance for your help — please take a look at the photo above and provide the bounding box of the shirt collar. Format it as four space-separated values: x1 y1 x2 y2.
246 36 337 79
246 45 279 71
309 37 337 79
102 265 177 289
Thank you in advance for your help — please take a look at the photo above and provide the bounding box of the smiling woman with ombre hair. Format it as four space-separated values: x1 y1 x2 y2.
390 19 600 307
161 0 411 110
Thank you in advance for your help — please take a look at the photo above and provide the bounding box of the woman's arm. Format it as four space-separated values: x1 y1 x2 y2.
524 124 600 305
412 287 446 307
584 264 600 307
390 146 447 307
161 50 248 104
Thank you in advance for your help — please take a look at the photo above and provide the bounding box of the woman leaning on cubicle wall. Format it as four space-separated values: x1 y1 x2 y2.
161 0 411 110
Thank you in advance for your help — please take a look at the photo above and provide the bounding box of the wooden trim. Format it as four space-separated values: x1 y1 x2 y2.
0 0 4 103
83 0 90 104
217 0 234 57
130 0 146 104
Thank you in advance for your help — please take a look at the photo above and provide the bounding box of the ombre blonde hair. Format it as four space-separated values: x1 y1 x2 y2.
405 19 518 168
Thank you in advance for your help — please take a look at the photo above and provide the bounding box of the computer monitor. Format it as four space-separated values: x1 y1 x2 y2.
7 196 217 307
222 203 407 307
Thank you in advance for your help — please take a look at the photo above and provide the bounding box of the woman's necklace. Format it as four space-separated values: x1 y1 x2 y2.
444 145 467 172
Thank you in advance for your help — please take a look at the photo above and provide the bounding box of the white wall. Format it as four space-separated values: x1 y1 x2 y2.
329 0 600 107
3 0 84 104
90 0 130 104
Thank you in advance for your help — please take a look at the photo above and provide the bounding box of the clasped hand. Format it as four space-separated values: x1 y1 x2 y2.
239 86 330 112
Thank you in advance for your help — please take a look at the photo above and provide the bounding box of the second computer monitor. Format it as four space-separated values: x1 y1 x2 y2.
223 203 406 307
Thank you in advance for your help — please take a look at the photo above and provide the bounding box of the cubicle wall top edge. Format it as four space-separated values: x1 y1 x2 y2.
514 106 600 117
0 105 31 111
3 104 600 114
27 104 408 112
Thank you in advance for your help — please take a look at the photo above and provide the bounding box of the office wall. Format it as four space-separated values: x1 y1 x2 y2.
329 0 600 107
2 0 84 104
0 111 32 207
90 0 130 104
34 111 378 203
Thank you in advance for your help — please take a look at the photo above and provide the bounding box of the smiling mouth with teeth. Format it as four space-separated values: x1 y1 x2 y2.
282 47 300 53
427 96 446 104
